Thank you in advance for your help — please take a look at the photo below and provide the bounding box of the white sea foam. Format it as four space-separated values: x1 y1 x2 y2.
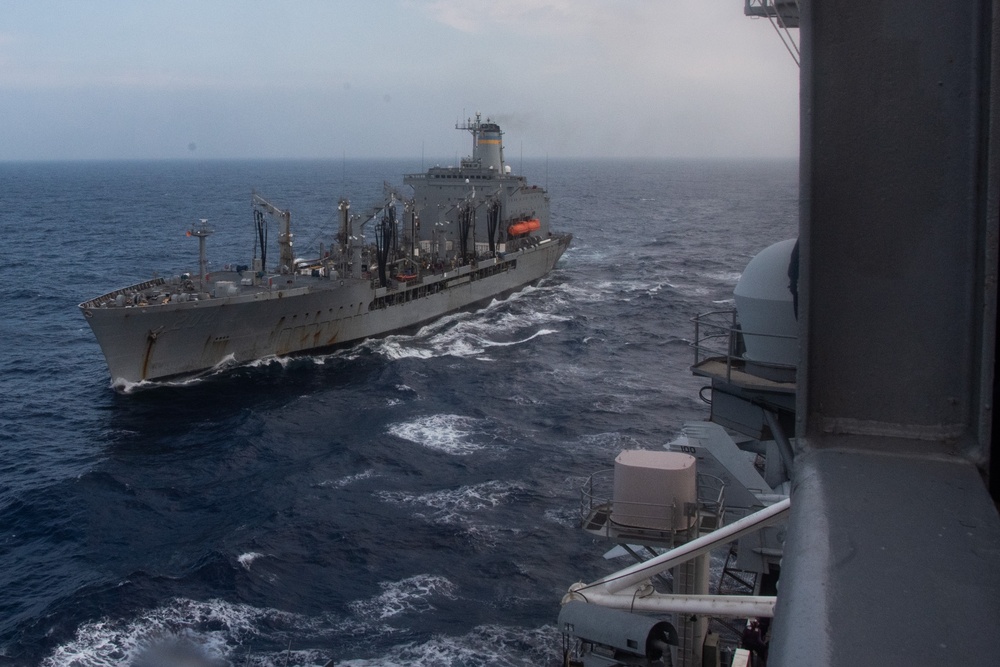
337 623 560 667
577 431 645 453
40 596 374 666
504 393 540 406
111 377 154 394
485 309 570 334
493 328 557 347
387 414 492 455
211 353 237 370
702 270 744 284
247 354 293 369
348 574 457 622
550 277 674 306
113 351 254 392
370 325 559 362
377 480 525 523
237 551 263 569
113 373 207 393
342 291 567 363
316 469 379 488
552 280 614 303
543 506 580 528
376 340 436 360
41 598 303 667
592 396 637 414
376 480 525 545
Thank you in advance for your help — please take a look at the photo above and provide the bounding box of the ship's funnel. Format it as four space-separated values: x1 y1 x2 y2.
474 121 504 171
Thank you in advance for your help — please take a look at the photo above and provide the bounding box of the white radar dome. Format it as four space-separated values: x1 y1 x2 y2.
733 238 798 367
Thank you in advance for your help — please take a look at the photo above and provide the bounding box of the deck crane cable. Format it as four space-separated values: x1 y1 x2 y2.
253 208 268 270
486 198 502 256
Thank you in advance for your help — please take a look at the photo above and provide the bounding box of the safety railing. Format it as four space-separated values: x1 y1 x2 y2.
79 277 166 309
690 309 796 385
580 469 727 542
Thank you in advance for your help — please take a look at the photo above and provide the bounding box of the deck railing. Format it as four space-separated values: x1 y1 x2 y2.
79 277 167 309
690 309 796 384
580 468 727 541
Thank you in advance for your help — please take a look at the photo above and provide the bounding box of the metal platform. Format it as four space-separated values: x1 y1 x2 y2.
579 469 726 549
691 357 796 394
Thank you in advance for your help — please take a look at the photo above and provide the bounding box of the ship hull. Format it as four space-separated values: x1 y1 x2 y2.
81 237 569 387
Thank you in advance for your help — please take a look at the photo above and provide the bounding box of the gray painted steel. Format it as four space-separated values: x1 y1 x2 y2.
558 601 677 661
771 1 1000 665
80 115 570 386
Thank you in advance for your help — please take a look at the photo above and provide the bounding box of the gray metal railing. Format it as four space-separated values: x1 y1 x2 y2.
580 469 727 538
80 277 167 309
690 309 796 384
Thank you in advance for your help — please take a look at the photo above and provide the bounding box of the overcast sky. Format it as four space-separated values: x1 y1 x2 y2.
0 1 799 161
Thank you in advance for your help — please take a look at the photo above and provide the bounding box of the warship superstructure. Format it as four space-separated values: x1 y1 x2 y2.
80 114 571 388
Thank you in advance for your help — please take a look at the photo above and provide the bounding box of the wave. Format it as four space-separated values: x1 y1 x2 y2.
348 574 457 622
40 594 560 666
375 480 527 546
237 552 264 570
547 278 675 305
355 307 565 362
40 598 315 667
314 469 380 489
376 480 525 521
110 354 242 394
700 269 744 284
337 623 560 667
576 431 646 452
387 414 496 455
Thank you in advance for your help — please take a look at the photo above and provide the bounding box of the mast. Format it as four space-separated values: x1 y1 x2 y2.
337 199 351 280
337 199 351 254
187 219 213 290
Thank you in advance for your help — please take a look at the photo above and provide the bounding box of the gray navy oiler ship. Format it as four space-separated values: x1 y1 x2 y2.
80 114 572 389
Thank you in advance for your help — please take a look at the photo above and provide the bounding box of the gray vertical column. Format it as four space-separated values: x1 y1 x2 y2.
800 1 993 447
770 1 1000 665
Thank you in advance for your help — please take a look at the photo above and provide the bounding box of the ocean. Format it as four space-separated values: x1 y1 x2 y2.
0 157 797 666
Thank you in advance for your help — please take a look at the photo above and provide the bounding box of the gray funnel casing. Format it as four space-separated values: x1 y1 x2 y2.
474 122 504 171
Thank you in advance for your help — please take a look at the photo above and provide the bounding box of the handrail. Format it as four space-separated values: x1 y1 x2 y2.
79 278 167 309
580 497 791 595
690 309 796 384
580 469 726 538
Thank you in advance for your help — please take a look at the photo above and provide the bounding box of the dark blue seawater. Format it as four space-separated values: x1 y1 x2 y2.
0 158 797 666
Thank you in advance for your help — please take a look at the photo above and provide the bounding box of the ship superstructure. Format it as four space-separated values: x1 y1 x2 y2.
80 114 571 388
559 240 796 667
557 1 1000 665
